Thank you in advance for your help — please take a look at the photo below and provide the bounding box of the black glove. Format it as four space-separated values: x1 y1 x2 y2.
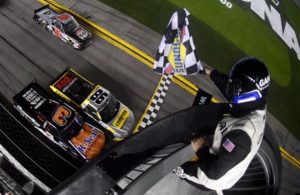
198 68 206 75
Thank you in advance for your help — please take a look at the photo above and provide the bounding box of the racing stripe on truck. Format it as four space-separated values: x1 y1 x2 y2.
134 74 173 133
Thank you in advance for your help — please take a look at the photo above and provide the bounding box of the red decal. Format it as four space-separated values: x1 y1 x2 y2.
54 28 61 38
55 73 75 90
57 14 71 21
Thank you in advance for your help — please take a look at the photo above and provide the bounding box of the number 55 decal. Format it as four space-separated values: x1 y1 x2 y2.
52 106 72 126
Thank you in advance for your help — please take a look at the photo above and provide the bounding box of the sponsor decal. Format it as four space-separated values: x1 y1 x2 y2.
57 14 71 21
113 109 129 128
77 144 87 154
193 89 212 106
240 0 300 61
55 72 75 91
219 120 229 135
168 30 187 74
246 74 270 91
76 129 98 154
52 106 72 126
257 75 271 91
54 28 62 38
219 120 226 130
22 88 46 109
76 29 88 40
83 130 97 145
199 96 207 105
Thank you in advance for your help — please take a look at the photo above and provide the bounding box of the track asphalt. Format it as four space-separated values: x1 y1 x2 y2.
1 0 299 194
43 0 300 194
50 0 300 194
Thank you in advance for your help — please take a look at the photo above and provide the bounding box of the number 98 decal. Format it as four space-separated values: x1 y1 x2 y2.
52 106 72 126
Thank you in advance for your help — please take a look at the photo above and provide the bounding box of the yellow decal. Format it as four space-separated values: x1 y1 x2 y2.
113 109 129 128
168 31 187 74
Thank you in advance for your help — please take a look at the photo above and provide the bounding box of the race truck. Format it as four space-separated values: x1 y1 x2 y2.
49 68 135 140
33 5 92 49
13 81 105 161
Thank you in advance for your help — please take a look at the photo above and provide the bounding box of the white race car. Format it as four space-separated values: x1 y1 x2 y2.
33 5 92 49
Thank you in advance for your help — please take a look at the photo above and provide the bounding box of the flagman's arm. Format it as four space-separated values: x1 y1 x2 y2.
202 67 229 98
181 130 251 180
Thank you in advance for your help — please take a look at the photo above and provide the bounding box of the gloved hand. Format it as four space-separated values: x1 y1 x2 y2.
201 67 212 76
191 137 207 152
173 166 186 179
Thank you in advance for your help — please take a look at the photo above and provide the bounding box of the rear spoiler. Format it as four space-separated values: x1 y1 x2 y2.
34 4 50 13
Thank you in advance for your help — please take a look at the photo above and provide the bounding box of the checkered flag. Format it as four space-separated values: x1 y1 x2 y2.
154 8 203 75
134 74 173 132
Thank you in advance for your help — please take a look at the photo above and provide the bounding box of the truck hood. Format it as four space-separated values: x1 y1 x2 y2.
69 27 91 43
70 123 105 160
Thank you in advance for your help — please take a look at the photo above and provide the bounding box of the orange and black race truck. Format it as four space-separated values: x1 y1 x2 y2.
50 68 135 140
13 81 105 161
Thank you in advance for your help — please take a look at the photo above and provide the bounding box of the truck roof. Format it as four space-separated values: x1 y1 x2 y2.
51 68 95 105
55 13 74 25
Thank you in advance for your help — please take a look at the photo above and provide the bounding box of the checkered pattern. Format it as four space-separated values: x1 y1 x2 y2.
154 8 203 75
136 74 173 132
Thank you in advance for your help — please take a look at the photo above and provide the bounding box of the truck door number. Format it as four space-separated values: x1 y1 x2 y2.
52 106 71 126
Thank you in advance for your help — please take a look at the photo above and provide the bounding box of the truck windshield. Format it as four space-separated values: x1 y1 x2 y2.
66 79 93 105
100 95 119 123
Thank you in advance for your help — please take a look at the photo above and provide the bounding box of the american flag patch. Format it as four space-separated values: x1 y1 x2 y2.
222 138 235 153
